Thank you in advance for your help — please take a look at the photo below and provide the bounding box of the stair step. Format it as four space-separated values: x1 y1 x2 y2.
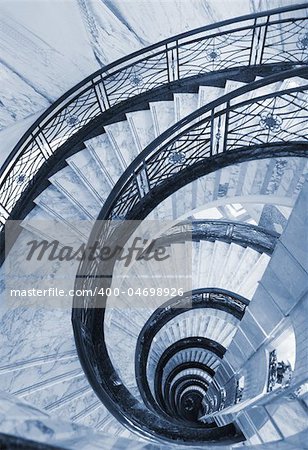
171 184 194 220
150 101 175 137
34 186 91 240
241 160 267 195
197 241 215 287
211 241 230 286
152 196 174 220
220 243 245 289
237 252 270 299
227 247 261 293
21 206 81 246
1 356 80 397
278 158 308 197
126 109 155 152
104 120 139 167
70 395 102 423
67 148 111 202
224 80 246 96
80 403 110 429
85 133 125 184
198 86 225 108
174 93 199 121
207 240 225 287
222 163 242 198
196 171 219 205
49 166 101 219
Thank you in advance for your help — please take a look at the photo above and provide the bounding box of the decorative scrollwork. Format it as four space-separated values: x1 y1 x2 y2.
206 48 221 62
168 151 186 165
259 113 283 134
16 174 27 185
66 115 79 127
129 73 144 87
104 80 307 223
0 5 307 232
297 32 308 50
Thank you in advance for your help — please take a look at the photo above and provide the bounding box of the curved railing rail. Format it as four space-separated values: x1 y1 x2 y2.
135 288 249 418
97 69 308 223
75 70 307 303
0 4 307 228
72 70 307 442
156 219 279 255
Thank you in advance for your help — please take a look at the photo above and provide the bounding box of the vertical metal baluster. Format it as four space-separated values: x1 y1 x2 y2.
248 18 258 66
166 46 171 83
249 16 270 67
143 160 151 194
223 103 230 154
210 109 215 157
166 42 179 83
254 22 263 66
99 75 111 109
134 169 143 200
135 162 150 199
92 80 106 114
35 129 53 159
176 39 180 80
259 16 270 66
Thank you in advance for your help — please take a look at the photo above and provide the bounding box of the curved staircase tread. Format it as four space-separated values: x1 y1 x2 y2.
1 13 308 439
49 165 101 219
104 119 139 167
126 109 155 152
149 100 175 137
174 93 199 121
67 148 113 201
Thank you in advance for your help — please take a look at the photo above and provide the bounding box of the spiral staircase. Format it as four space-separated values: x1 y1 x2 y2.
0 4 307 449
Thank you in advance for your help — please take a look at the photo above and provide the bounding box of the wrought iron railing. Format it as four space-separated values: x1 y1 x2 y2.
0 4 307 228
156 219 279 255
72 70 307 442
73 71 306 309
97 72 308 223
74 71 308 306
135 288 249 417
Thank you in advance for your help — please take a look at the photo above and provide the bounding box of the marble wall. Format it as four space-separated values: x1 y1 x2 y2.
213 181 308 440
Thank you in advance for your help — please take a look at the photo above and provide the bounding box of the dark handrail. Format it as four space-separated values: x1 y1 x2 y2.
156 219 279 255
72 70 307 443
135 288 249 416
96 68 308 223
0 4 307 227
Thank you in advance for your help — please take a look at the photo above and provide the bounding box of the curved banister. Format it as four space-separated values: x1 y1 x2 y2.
96 68 308 223
74 70 308 309
154 219 279 255
0 4 307 227
72 69 307 442
135 289 249 416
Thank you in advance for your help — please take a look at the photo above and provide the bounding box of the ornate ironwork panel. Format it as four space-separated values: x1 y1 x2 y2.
102 76 308 224
0 5 307 230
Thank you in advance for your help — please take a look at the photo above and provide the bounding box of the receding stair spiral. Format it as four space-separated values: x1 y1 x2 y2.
70 70 307 444
0 4 307 448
